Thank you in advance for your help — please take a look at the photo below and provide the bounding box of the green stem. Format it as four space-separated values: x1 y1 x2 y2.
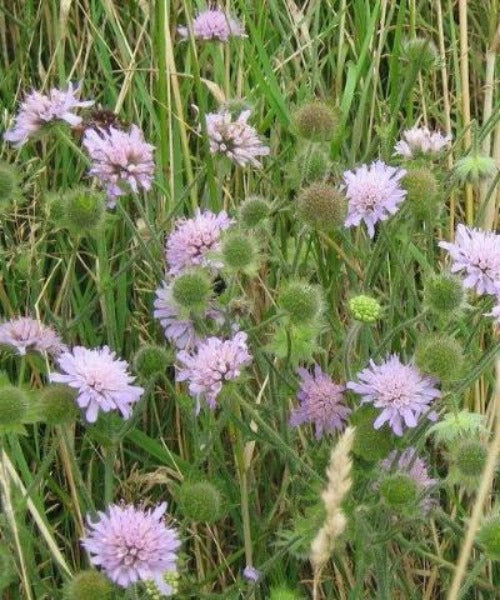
103 444 115 505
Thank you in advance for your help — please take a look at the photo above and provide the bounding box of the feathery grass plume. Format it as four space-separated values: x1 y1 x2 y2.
310 426 355 572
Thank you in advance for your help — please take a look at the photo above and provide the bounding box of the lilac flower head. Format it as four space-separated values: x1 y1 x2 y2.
347 355 440 437
82 125 155 207
50 346 144 423
243 566 261 583
153 280 223 350
4 83 93 147
0 316 66 357
342 160 407 238
290 365 350 439
82 502 180 594
166 209 234 275
176 331 252 411
380 448 437 513
439 225 500 296
205 109 270 168
394 125 452 159
178 8 245 41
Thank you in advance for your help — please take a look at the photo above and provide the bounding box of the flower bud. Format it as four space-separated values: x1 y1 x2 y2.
288 146 330 189
278 281 323 325
177 480 224 523
294 101 339 142
454 153 497 184
296 182 346 231
403 167 440 219
38 384 79 425
0 161 20 206
0 386 29 426
453 439 487 477
349 295 382 323
222 231 260 275
477 515 500 561
239 195 271 228
351 406 394 462
402 37 439 71
415 334 464 382
380 473 419 511
62 570 113 600
427 410 487 446
64 187 106 233
270 586 303 600
423 272 465 316
172 269 212 313
134 344 170 380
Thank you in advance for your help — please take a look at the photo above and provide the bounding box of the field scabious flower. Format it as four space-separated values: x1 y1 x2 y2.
82 125 155 207
50 346 144 423
394 126 451 158
0 316 66 357
82 502 180 594
176 332 252 411
342 160 407 238
290 366 350 439
166 209 234 275
347 355 440 437
4 82 93 147
205 109 270 168
439 225 500 296
178 8 245 41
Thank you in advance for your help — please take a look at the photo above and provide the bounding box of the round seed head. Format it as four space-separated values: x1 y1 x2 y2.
297 182 346 231
0 386 29 426
477 515 500 561
177 480 224 523
294 101 339 141
62 570 113 600
133 344 170 380
38 384 79 425
453 439 487 477
415 334 464 382
402 37 439 71
403 167 440 219
380 473 419 511
423 272 465 316
239 195 271 228
351 406 394 462
64 187 106 232
172 269 212 313
278 281 323 325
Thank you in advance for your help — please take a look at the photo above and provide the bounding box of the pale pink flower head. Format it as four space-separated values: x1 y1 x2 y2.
394 125 452 159
166 209 234 275
4 82 93 147
176 331 252 411
347 355 440 437
439 225 500 296
342 160 407 238
82 502 180 594
290 365 350 439
0 316 66 357
82 125 155 207
178 8 245 41
380 447 437 513
50 346 144 423
205 109 270 168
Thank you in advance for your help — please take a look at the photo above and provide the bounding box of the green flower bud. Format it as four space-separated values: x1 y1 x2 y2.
278 280 323 325
172 269 212 313
423 272 465 316
294 101 340 142
46 191 66 225
64 187 106 233
453 439 487 477
38 384 79 425
62 570 113 600
288 146 330 189
296 182 346 231
477 515 500 561
0 161 20 206
270 586 304 600
222 231 260 275
348 295 382 324
145 571 179 599
402 37 439 71
415 334 464 382
0 541 17 592
239 196 271 228
351 406 394 462
380 473 419 511
403 167 440 219
427 410 487 446
177 480 224 523
134 344 170 379
0 386 29 426
454 154 497 184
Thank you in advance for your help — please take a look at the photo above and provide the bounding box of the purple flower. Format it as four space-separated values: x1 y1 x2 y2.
153 281 223 350
290 365 350 439
394 126 452 159
4 82 93 147
205 109 270 168
347 355 440 437
380 448 437 513
178 8 245 41
50 346 144 423
82 125 155 207
439 225 500 296
176 331 252 411
0 316 66 357
342 160 407 238
82 502 180 594
243 566 261 583
166 209 234 275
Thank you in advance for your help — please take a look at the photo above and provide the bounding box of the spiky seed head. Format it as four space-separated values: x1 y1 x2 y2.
402 37 439 71
294 101 340 142
403 167 440 219
239 195 271 228
0 386 29 426
172 269 212 313
133 344 170 380
351 406 394 462
222 231 260 274
349 295 382 323
278 281 323 325
64 187 106 232
297 182 346 231
62 570 113 600
177 480 224 523
454 154 497 184
380 473 419 511
415 334 464 382
423 272 465 316
453 439 487 477
288 146 330 189
477 515 500 561
38 384 79 425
